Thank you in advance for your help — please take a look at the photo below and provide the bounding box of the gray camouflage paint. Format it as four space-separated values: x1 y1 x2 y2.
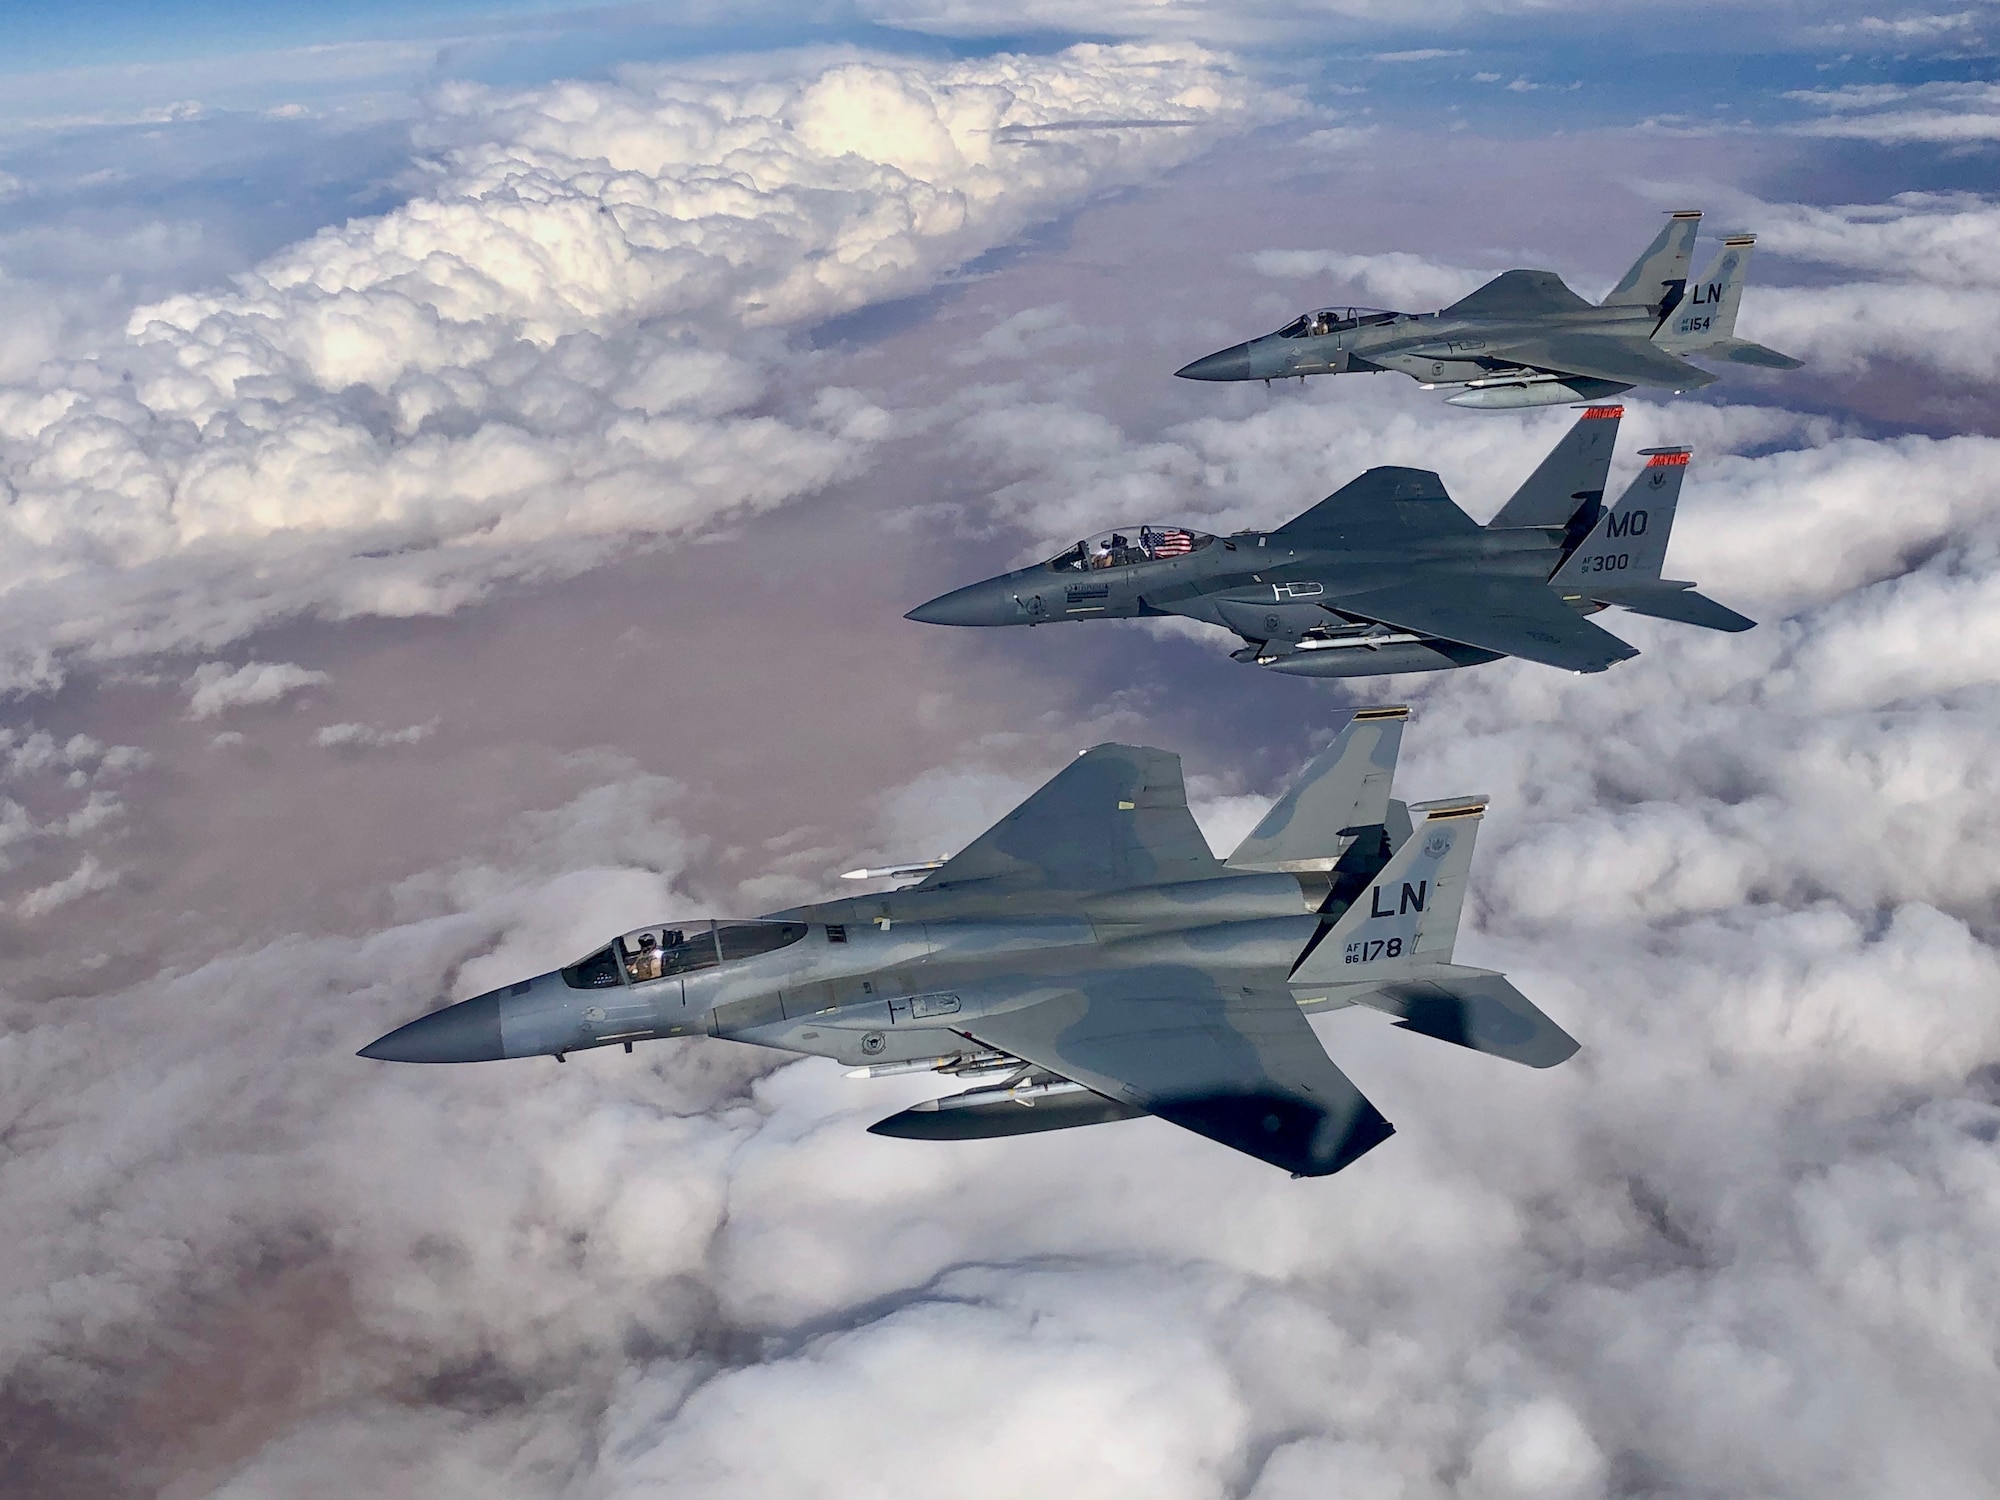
1177 213 1799 408
907 406 1753 678
361 710 1577 1177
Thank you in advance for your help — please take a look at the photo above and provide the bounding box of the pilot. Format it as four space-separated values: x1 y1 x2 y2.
630 931 661 981
1092 539 1116 569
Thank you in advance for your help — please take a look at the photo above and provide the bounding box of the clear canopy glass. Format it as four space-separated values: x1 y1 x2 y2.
561 920 808 988
1276 307 1397 338
1045 526 1215 572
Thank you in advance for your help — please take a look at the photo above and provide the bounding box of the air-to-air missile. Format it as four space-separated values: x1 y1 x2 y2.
907 403 1751 678
361 708 1577 1178
1177 212 1800 408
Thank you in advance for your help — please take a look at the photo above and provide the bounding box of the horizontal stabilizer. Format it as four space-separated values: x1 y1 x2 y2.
1593 584 1754 633
1704 338 1802 370
1228 706 1407 872
1442 269 1594 319
1357 965 1578 1068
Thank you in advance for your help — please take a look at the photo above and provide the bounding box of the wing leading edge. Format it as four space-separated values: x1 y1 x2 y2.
963 969 1394 1176
918 744 1223 894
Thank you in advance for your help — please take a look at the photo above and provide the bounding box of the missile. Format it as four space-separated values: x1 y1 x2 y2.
840 859 946 882
844 1049 1011 1080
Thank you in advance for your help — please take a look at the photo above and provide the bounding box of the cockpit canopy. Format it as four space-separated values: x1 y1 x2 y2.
1046 525 1215 572
1276 307 1398 338
561 919 808 988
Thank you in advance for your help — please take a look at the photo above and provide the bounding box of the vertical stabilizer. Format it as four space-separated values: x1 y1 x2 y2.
1601 210 1702 315
1552 447 1686 586
1655 235 1755 351
1228 707 1407 872
1488 404 1624 530
1290 797 1485 985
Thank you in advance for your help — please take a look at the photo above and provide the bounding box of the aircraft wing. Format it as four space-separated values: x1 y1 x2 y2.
961 969 1394 1176
1490 332 1717 390
1440 269 1595 318
1273 465 1482 541
918 744 1223 894
1330 573 1639 673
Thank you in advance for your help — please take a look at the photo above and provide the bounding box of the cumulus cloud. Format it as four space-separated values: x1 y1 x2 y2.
1248 247 1490 309
314 719 437 750
14 851 119 916
1722 189 2000 380
0 44 1278 696
11 47 2000 1500
184 660 330 718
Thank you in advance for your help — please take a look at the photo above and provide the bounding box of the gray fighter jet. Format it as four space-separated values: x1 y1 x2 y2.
906 404 1751 678
1177 212 1800 408
360 709 1575 1177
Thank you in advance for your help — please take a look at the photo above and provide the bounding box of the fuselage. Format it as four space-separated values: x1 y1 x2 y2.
362 870 1347 1069
907 520 1572 678
1177 302 1660 403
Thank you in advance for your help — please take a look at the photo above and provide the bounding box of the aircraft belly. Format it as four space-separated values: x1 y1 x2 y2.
1371 350 1512 383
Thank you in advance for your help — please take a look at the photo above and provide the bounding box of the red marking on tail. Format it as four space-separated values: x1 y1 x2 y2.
1647 451 1691 467
1581 405 1625 419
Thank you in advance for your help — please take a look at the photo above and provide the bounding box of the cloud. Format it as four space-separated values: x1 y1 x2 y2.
952 303 1092 365
184 660 330 719
314 719 437 750
1247 247 1490 309
1786 80 2000 142
0 44 1279 698
1749 190 2000 286
1719 190 2000 379
10 53 2000 1500
14 851 118 916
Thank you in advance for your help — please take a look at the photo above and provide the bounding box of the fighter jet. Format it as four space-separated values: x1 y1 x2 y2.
1177 212 1801 408
360 709 1575 1177
906 404 1752 678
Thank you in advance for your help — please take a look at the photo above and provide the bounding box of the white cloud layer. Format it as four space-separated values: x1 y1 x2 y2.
7 46 2000 1500
184 659 330 718
0 43 1274 696
1787 80 2000 142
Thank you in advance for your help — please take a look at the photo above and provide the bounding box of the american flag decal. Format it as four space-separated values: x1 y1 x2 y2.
1142 526 1196 557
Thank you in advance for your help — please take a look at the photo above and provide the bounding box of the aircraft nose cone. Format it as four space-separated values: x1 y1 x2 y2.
360 992 504 1063
1175 343 1254 381
906 582 1013 627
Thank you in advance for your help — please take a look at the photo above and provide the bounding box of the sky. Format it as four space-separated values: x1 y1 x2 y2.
2 2 1999 1497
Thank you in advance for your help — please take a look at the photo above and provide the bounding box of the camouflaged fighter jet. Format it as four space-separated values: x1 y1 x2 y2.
360 709 1575 1177
1177 211 1801 408
907 404 1752 678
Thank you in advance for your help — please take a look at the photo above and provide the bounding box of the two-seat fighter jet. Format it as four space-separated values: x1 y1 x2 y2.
906 404 1752 678
1177 212 1800 408
360 709 1575 1177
